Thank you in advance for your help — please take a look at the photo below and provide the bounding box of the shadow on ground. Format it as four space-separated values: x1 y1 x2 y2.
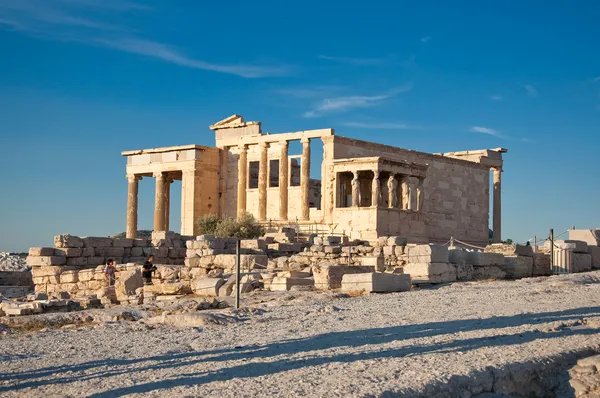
2 306 600 397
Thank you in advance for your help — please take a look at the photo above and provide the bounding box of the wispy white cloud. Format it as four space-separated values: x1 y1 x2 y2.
525 84 539 97
302 85 413 118
420 36 431 43
470 126 505 138
341 121 421 130
520 137 534 143
490 95 503 101
273 86 347 99
318 55 386 66
0 0 291 78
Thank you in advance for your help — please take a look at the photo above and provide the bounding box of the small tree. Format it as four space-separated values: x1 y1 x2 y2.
195 213 264 239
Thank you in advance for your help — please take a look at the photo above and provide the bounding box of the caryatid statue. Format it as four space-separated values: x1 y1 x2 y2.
372 172 381 207
408 177 419 210
416 177 425 211
387 175 398 208
401 176 410 210
351 172 361 207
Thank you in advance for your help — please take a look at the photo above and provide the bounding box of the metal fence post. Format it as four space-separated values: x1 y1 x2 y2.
550 228 555 274
235 239 241 309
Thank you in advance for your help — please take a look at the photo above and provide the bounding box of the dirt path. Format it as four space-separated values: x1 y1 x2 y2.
3 273 600 397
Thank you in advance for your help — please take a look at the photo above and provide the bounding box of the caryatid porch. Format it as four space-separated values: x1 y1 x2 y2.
331 157 429 241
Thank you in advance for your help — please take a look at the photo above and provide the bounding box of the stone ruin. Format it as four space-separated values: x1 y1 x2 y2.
2 226 600 317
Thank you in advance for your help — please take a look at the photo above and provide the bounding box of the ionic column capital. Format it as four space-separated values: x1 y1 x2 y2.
153 171 165 180
127 174 142 182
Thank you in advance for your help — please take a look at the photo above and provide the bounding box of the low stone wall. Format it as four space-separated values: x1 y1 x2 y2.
28 232 190 297
0 271 33 287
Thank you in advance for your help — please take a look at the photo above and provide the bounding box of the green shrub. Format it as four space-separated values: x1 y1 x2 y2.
195 213 264 239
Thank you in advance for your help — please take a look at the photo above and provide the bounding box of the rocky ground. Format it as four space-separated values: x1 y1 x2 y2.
3 273 600 397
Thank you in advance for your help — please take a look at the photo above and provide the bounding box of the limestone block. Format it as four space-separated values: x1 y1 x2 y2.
448 248 468 265
311 263 375 290
403 263 457 283
545 240 588 253
87 280 104 290
161 282 190 295
341 273 411 293
169 248 187 258
572 253 592 273
113 238 134 248
532 253 552 276
60 271 79 283
378 237 389 247
473 266 506 280
361 257 385 272
387 236 407 246
26 256 66 266
588 246 600 269
115 269 143 300
81 247 95 257
394 246 404 256
29 247 55 256
324 245 342 254
192 278 225 297
90 257 104 267
453 264 474 281
54 234 84 248
133 238 149 247
156 265 179 282
467 252 504 266
54 248 83 257
83 237 113 248
197 234 216 241
106 247 125 258
240 239 266 251
324 236 342 245
485 243 533 257
277 271 311 278
501 256 533 279
78 269 95 282
270 276 314 291
66 257 88 267
407 245 449 264
128 247 143 257
31 265 62 278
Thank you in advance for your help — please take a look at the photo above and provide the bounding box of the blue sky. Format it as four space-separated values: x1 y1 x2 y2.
0 0 599 252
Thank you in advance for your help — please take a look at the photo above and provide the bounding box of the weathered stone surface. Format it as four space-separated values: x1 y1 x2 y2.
589 246 600 270
532 253 552 276
341 272 411 293
387 236 407 246
26 256 66 266
66 257 88 267
82 237 113 248
54 248 83 257
572 252 592 273
270 276 314 291
467 252 505 266
161 282 190 295
192 278 225 297
60 271 79 284
28 247 55 256
360 256 385 272
485 243 533 257
311 263 375 290
54 235 84 248
448 248 468 265
406 245 449 264
403 262 457 284
106 247 125 257
500 256 533 279
568 229 600 246
472 266 506 280
453 263 474 281
115 269 143 300
113 238 134 248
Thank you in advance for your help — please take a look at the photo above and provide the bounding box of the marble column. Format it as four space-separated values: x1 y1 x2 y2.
258 142 269 221
279 140 289 220
352 171 361 207
126 174 141 238
371 171 380 207
153 172 166 231
492 168 502 243
300 138 310 220
164 175 173 232
388 175 398 208
237 145 248 219
416 177 425 211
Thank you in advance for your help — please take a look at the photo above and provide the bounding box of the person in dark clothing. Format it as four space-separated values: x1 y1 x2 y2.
104 259 117 286
142 255 156 285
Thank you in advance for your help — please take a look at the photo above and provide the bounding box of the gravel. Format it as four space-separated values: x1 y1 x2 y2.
3 272 600 397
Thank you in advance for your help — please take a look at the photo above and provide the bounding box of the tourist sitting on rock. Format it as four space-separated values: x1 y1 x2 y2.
104 259 117 286
142 255 156 285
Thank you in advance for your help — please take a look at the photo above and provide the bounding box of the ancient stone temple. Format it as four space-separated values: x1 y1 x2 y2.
122 115 507 246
